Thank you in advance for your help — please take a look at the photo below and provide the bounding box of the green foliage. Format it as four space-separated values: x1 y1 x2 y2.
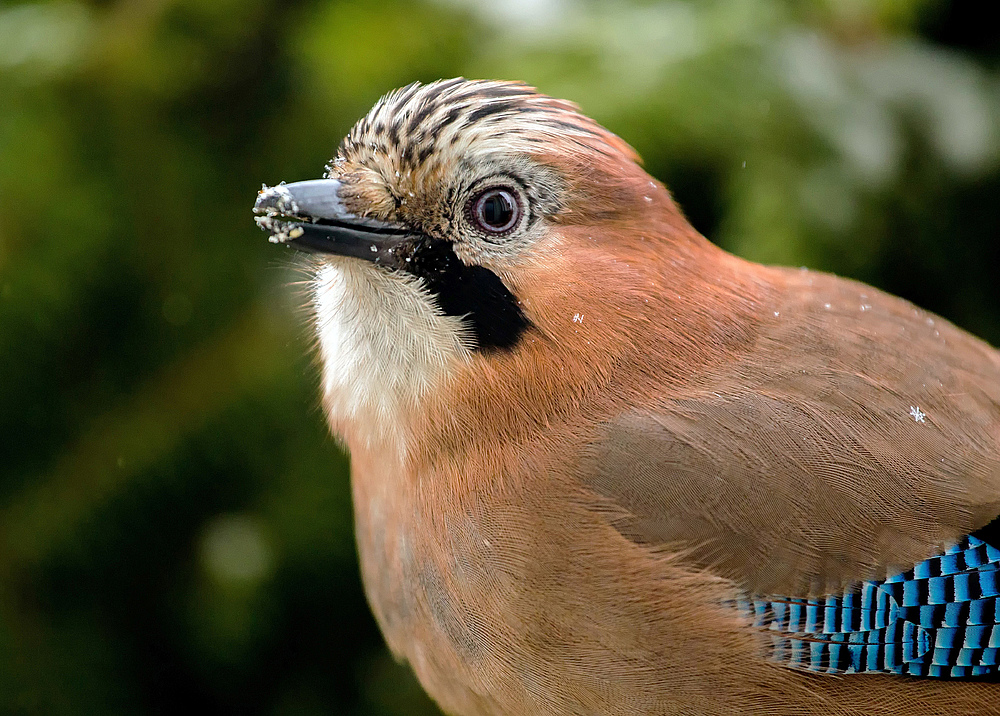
1 1 997 713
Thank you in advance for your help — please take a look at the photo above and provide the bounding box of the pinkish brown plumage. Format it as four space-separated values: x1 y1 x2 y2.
255 79 1000 714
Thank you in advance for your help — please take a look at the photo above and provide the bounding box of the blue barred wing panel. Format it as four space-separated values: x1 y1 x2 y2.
736 535 1000 677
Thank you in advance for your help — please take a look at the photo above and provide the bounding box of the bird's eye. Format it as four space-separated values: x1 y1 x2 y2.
471 188 520 235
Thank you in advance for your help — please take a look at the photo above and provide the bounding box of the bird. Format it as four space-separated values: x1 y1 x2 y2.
253 78 1000 715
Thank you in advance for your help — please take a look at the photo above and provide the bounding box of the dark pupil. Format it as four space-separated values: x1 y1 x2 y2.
480 191 514 229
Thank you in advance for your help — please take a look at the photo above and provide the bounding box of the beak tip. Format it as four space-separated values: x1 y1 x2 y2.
253 183 298 216
255 214 303 245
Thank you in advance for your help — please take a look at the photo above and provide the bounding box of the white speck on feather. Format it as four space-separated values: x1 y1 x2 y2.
643 195 652 203
860 304 871 311
909 406 927 424
773 311 780 317
824 303 831 309
573 313 584 324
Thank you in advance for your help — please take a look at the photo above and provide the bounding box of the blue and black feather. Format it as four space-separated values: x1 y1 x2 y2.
737 521 1000 678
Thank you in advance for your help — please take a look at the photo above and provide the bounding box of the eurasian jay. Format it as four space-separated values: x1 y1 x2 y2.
254 79 1000 715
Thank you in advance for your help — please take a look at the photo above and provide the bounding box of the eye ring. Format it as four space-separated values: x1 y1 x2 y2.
470 187 521 236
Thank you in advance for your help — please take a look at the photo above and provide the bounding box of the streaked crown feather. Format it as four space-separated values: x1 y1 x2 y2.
331 78 640 180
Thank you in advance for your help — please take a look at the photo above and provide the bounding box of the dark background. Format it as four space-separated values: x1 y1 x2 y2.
1 1 998 714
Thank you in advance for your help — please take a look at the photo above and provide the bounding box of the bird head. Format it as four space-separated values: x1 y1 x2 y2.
254 79 757 449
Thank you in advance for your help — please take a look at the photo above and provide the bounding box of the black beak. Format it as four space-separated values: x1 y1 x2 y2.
253 179 415 268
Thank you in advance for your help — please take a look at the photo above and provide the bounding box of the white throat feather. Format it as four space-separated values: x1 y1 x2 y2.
312 260 471 449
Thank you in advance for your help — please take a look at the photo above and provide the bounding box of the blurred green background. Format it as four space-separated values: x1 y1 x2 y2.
1 0 998 713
